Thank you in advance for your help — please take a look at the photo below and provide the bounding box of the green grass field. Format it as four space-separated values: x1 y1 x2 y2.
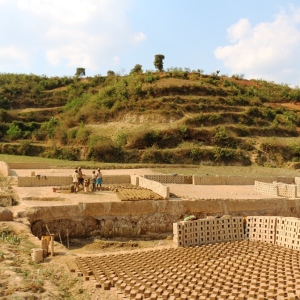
1 154 300 177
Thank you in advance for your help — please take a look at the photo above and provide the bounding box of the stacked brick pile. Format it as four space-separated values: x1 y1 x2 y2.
276 217 300 250
246 216 277 244
173 216 244 247
246 216 300 250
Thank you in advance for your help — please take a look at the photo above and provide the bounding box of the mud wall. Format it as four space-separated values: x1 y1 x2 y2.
276 183 298 198
8 162 50 169
193 176 295 185
144 175 192 184
254 181 278 196
138 176 169 199
255 181 300 198
18 176 73 187
26 197 300 239
101 175 131 184
17 175 131 187
0 161 10 176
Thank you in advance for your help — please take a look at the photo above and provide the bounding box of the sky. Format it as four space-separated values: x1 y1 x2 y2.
1 0 300 86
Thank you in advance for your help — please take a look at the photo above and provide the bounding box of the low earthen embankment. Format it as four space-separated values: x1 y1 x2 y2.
25 196 300 239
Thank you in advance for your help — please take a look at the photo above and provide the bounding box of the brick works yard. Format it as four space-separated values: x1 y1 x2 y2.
2 163 300 299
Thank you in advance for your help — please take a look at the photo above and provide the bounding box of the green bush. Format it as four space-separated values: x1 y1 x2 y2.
42 147 80 161
6 123 22 140
87 136 121 162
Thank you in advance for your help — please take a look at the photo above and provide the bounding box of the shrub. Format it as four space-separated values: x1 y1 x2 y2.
75 122 90 144
42 147 80 160
140 148 176 164
87 136 120 162
0 109 9 122
213 147 250 165
212 126 237 148
6 123 22 140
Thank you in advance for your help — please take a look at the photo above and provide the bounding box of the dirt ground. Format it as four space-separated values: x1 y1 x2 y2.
11 167 270 203
0 168 279 299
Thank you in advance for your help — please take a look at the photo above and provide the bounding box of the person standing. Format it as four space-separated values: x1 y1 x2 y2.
77 167 84 190
96 168 103 191
91 170 97 192
72 169 79 193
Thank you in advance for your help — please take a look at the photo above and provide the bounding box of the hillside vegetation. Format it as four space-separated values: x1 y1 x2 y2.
1 70 300 168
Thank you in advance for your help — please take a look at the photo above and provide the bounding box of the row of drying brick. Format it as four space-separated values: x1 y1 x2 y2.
74 240 300 300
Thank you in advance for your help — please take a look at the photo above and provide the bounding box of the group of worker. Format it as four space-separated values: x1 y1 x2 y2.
72 167 103 193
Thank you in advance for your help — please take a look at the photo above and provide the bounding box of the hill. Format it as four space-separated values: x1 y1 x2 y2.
1 70 300 167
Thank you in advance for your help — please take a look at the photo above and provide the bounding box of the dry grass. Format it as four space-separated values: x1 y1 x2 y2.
0 222 90 300
1 154 300 177
153 165 300 177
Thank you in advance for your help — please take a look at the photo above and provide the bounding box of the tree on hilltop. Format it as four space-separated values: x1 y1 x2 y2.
154 54 165 72
107 70 115 76
130 64 143 74
75 68 85 77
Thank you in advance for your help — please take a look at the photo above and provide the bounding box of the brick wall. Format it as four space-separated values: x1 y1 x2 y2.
193 176 294 185
138 176 170 199
102 175 131 184
254 181 278 196
174 215 300 250
144 175 192 184
18 176 73 187
173 216 244 247
276 183 297 198
247 216 300 251
17 174 131 187
0 161 10 176
8 162 50 169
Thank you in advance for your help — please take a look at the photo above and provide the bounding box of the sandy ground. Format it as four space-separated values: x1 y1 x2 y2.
11 168 274 204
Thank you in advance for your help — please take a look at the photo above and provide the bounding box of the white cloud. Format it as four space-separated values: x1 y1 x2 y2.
133 32 147 42
227 18 252 42
16 0 98 24
0 0 146 75
0 46 30 68
215 7 300 85
112 56 120 65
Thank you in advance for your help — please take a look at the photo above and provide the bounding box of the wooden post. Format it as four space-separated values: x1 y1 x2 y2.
67 229 69 249
58 232 63 245
45 224 51 236
50 234 55 257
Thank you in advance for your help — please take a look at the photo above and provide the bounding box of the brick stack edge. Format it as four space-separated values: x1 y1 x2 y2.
173 215 300 250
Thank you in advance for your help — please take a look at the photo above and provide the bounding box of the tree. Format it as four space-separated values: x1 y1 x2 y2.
107 70 115 76
154 54 165 72
75 68 85 77
130 64 143 74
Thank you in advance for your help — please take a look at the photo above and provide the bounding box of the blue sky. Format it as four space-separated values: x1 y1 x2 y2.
1 0 300 86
